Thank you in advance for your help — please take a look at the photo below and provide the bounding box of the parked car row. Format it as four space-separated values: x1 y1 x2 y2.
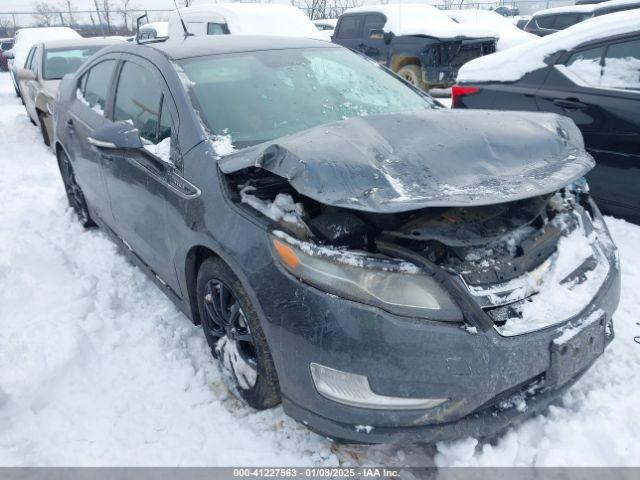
454 9 640 223
524 0 640 36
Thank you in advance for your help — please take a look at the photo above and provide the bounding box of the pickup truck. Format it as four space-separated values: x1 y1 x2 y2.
333 4 497 90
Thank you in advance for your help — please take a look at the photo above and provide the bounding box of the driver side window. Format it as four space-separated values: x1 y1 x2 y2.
113 61 171 145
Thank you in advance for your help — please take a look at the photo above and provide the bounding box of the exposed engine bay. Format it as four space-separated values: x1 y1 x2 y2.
225 166 611 336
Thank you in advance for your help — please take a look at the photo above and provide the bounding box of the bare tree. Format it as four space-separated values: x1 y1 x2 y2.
32 1 59 27
0 17 15 37
118 0 137 33
101 0 114 34
63 0 76 27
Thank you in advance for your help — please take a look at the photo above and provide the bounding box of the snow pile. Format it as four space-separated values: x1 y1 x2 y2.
445 9 538 50
240 189 305 227
457 9 640 83
343 4 497 39
434 217 640 466
143 137 171 163
496 220 609 336
76 88 104 116
210 133 235 157
9 27 80 70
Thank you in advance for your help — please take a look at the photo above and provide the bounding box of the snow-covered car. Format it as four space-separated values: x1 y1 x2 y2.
333 4 498 90
4 27 80 98
446 9 538 50
137 22 169 41
313 18 338 41
15 37 123 146
454 10 640 222
52 35 619 444
167 3 324 40
525 0 640 36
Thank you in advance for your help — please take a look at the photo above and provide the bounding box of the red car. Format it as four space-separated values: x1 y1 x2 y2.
0 38 14 72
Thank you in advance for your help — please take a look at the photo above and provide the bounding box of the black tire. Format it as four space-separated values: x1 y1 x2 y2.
197 257 281 409
57 150 96 228
397 64 428 91
38 111 51 146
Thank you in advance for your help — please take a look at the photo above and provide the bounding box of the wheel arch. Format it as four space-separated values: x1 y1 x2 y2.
390 54 421 73
184 244 222 326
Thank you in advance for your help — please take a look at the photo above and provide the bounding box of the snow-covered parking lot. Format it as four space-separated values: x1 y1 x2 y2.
0 70 639 467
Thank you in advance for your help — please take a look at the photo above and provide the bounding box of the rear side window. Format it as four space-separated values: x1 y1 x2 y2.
535 15 555 29
336 15 362 39
565 46 604 86
602 38 640 90
81 60 116 112
363 14 386 35
553 13 587 30
113 61 167 143
207 22 229 35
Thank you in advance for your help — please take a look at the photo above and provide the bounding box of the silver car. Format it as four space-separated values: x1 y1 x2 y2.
15 37 122 146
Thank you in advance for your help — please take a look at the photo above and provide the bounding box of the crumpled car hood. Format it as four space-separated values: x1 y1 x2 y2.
219 109 595 213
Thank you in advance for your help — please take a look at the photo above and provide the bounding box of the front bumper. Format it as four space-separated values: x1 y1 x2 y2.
251 206 620 444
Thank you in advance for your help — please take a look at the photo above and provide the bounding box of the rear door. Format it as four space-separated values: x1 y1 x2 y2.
102 55 181 293
66 57 119 223
535 35 640 219
21 45 40 122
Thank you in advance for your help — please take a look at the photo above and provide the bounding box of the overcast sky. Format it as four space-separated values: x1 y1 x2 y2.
0 0 177 12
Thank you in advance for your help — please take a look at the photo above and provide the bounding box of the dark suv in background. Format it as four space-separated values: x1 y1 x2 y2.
333 4 497 90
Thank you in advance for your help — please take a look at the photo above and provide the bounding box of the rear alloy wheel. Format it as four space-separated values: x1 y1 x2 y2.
58 150 95 228
38 111 51 146
397 64 428 91
197 257 281 409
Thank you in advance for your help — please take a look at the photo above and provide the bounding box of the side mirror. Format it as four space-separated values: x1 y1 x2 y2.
87 121 143 150
369 29 385 40
4 50 14 59
17 68 36 81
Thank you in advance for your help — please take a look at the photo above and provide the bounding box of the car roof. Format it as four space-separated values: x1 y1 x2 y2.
43 37 125 50
139 35 337 60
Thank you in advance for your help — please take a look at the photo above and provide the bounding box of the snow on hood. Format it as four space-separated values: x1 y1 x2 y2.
457 9 640 83
343 4 497 40
445 9 538 50
10 27 80 70
219 109 594 213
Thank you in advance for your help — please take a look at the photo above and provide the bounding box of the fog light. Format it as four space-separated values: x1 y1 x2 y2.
310 363 447 410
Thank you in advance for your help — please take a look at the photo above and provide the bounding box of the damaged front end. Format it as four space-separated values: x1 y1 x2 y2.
218 109 616 336
421 37 497 87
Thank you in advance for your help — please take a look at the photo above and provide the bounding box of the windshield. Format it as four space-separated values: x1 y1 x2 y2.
43 46 102 80
178 47 436 147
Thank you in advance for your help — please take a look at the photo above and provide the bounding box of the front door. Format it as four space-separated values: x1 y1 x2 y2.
101 56 181 293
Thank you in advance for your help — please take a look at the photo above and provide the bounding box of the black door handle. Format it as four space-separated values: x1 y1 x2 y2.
66 119 75 134
553 98 587 110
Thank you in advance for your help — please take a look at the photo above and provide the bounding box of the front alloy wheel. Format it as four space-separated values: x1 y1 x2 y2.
58 151 95 228
197 257 281 409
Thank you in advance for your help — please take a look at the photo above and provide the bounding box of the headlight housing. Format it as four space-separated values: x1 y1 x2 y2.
270 231 463 322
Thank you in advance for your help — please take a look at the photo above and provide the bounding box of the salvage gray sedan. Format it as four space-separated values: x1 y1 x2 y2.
52 36 620 444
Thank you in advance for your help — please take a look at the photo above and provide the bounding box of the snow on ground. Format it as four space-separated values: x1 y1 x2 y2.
0 71 639 466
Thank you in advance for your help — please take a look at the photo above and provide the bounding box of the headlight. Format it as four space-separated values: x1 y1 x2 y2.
270 231 463 322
